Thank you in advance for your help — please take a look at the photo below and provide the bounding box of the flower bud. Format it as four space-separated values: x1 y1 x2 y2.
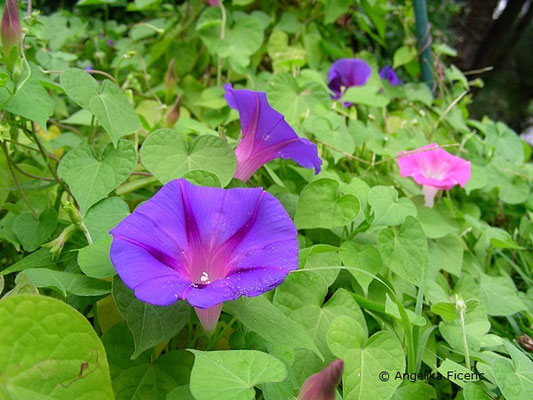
63 201 84 228
166 94 182 128
165 58 177 90
298 359 344 400
208 0 221 6
518 334 533 352
1 0 22 70
43 224 76 260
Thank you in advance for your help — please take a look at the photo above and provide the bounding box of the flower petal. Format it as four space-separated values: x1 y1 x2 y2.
224 83 321 181
397 143 471 190
110 179 298 310
328 58 371 99
379 65 403 86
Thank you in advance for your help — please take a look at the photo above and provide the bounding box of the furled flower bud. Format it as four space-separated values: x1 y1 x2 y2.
166 94 182 128
165 58 177 90
518 334 533 352
43 224 76 260
298 359 344 400
1 0 22 70
63 201 83 227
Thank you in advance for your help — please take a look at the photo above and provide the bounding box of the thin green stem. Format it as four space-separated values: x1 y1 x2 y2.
216 2 227 87
2 142 39 218
459 307 470 370
29 124 75 200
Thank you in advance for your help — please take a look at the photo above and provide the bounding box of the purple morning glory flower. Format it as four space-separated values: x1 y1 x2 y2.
110 179 298 333
328 58 371 100
379 65 403 86
224 83 321 182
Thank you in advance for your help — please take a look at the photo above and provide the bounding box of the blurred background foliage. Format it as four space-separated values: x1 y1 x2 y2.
29 0 533 134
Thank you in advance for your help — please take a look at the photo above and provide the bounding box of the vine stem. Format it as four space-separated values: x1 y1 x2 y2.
216 2 227 87
2 142 39 218
459 305 471 370
28 123 75 200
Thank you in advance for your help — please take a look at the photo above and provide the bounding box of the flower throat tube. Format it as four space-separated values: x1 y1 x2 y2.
110 179 298 333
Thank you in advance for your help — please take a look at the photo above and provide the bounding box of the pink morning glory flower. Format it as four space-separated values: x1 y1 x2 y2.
298 359 344 400
379 65 403 86
328 58 371 101
224 83 321 182
396 143 471 207
110 179 298 333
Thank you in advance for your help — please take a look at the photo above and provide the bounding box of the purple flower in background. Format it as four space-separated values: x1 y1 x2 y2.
328 58 371 100
224 83 321 182
85 64 93 71
379 65 403 86
110 179 298 333
107 39 114 47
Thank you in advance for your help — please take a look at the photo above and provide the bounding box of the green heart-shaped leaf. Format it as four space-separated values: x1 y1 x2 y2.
189 350 287 400
140 129 236 187
295 178 359 229
12 209 58 252
368 186 417 227
0 295 113 399
58 140 137 214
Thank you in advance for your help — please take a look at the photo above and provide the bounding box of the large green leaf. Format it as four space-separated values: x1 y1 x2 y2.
328 329 405 400
295 178 359 229
378 216 428 286
266 73 330 125
103 323 193 400
0 295 113 399
291 290 367 382
478 273 526 316
89 81 142 146
112 277 191 359
18 268 111 296
0 66 55 128
342 85 390 108
340 241 383 295
189 350 287 400
58 140 137 214
12 208 58 252
493 341 533 400
78 237 115 278
225 295 323 359
61 68 101 110
140 129 236 187
84 197 130 242
368 186 417 227
61 69 141 145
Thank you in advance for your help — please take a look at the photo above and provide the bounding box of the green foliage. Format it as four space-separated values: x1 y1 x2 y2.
0 1 532 400
0 295 113 399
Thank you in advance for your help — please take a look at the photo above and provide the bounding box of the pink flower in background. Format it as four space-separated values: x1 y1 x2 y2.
396 143 471 207
298 359 344 400
207 0 220 6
